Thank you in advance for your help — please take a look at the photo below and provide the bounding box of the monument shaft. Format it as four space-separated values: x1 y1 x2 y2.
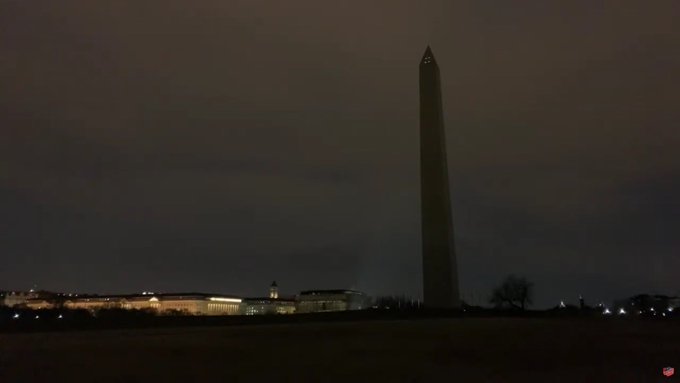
419 47 461 308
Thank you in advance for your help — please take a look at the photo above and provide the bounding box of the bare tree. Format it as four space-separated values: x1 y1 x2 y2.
489 275 534 310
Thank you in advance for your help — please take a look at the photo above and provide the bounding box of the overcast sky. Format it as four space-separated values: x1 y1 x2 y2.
1 1 678 307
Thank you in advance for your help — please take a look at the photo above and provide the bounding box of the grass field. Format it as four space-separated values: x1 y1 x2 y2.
0 318 678 382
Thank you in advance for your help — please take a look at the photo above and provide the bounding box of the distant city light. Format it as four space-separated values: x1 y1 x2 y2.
668 307 674 312
650 307 655 312
618 308 627 315
12 313 20 319
58 314 63 319
35 315 39 319
603 308 611 315
559 300 566 308
663 313 666 317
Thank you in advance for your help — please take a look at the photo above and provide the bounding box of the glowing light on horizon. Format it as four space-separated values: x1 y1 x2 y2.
209 297 241 303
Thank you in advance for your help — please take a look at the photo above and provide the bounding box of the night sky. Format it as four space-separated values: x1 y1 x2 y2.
2 1 678 307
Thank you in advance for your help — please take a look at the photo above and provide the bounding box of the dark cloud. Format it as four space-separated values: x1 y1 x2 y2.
1 0 679 306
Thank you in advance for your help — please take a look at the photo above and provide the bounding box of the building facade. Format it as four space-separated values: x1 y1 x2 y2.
28 293 244 315
240 281 295 315
1 291 33 307
241 298 295 315
25 299 53 310
14 286 372 316
295 290 368 313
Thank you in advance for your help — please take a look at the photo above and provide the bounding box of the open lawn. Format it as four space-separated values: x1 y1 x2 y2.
0 318 678 382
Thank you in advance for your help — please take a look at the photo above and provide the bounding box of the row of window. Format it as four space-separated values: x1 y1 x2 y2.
207 303 239 312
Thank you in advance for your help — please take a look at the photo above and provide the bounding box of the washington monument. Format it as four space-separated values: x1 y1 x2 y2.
419 46 461 309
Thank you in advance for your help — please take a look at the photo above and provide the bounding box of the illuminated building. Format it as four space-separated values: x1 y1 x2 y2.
1 291 37 307
295 290 368 313
269 281 279 299
419 46 461 308
25 299 54 310
15 286 373 316
241 282 295 315
26 293 243 315
241 298 295 315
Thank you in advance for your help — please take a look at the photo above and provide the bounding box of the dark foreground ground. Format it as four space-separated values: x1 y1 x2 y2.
0 318 678 382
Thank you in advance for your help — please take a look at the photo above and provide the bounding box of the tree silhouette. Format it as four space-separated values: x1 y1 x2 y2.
489 275 534 310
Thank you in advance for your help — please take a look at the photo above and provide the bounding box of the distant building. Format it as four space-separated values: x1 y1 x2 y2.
11 286 375 316
1 291 36 307
240 281 295 315
25 293 242 315
295 290 368 313
2 290 57 307
269 281 279 299
241 297 295 315
25 299 54 310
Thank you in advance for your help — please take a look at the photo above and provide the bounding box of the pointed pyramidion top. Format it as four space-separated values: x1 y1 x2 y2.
421 45 436 65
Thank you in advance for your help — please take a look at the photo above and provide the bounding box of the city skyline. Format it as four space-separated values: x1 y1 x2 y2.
1 1 679 308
